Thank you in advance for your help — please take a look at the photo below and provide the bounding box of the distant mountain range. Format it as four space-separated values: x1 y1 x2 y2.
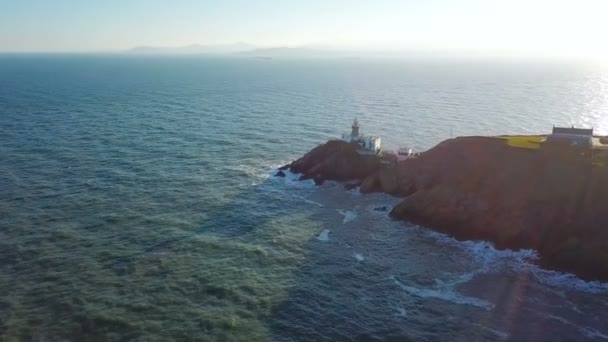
126 43 361 58
127 42 257 55
236 47 351 58
125 43 488 59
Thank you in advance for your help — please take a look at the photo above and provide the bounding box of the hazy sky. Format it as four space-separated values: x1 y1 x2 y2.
1 0 607 59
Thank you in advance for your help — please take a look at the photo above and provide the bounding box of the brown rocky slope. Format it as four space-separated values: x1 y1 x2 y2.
284 137 608 281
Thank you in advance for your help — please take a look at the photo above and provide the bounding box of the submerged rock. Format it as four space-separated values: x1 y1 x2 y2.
344 180 362 190
313 176 325 186
275 170 286 177
287 136 608 281
298 174 312 181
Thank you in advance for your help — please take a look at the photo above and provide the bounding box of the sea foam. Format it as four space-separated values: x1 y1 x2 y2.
390 275 495 310
353 253 364 262
337 209 358 224
317 229 330 242
421 227 608 294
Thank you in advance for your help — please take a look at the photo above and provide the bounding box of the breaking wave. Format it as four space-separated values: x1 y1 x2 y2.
422 228 608 294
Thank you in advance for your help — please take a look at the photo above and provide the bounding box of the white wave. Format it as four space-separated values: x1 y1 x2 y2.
236 160 292 182
524 267 608 294
472 323 509 340
227 163 265 183
252 161 310 187
434 270 478 289
317 229 330 242
294 194 324 207
544 315 608 340
337 209 358 224
353 253 364 262
391 275 494 310
419 227 608 294
346 187 362 197
275 169 318 190
259 166 325 207
580 327 608 340
282 169 305 182
546 314 577 326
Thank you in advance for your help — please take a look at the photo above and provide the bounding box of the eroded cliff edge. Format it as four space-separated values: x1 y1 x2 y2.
283 137 608 281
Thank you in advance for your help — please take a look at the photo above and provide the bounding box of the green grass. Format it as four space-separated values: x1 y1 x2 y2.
498 135 546 149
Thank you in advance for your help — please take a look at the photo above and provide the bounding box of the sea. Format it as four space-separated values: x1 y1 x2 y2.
1 54 608 341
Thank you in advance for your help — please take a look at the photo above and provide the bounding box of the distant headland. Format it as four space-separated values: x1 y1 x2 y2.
278 120 608 281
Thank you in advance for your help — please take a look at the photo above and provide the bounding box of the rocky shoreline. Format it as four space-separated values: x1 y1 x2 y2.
279 137 608 282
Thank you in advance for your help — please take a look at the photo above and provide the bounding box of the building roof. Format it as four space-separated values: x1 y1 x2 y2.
552 126 593 136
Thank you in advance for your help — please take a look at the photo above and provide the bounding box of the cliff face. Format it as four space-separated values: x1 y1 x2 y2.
287 138 608 281
290 140 380 183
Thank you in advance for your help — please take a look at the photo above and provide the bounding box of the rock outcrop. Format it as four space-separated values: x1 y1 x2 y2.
286 137 608 281
290 140 380 182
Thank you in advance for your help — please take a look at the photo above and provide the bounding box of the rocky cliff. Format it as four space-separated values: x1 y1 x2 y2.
284 137 608 281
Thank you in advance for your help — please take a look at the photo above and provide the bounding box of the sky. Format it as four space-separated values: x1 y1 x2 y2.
1 0 608 59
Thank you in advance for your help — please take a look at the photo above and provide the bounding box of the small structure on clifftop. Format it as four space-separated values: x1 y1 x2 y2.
546 125 593 150
341 119 382 154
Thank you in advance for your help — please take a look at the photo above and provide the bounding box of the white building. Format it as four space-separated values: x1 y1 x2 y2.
341 119 382 154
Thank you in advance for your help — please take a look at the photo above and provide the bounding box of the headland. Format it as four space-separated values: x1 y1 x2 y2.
279 121 608 281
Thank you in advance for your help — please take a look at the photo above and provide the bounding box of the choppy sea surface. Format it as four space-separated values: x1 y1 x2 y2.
1 55 608 341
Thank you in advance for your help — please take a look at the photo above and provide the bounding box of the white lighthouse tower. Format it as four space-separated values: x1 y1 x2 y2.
351 118 360 138
341 119 381 154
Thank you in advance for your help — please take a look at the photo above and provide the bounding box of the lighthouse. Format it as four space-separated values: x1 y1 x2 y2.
341 119 381 154
351 118 360 138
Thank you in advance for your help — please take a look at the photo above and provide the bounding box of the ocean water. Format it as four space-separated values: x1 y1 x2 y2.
1 55 608 341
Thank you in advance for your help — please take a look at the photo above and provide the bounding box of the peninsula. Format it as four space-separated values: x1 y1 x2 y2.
279 121 608 281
